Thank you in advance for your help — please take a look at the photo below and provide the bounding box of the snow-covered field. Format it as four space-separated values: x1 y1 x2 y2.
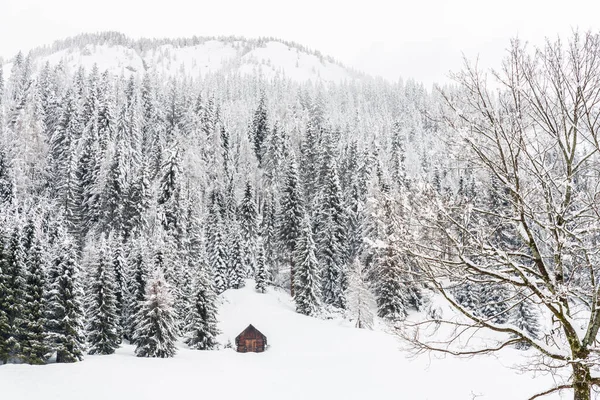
1 281 563 399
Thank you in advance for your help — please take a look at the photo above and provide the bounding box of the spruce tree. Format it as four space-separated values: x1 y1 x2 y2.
250 94 269 165
125 237 148 343
207 195 228 294
346 259 376 329
111 235 128 339
45 237 86 363
228 223 246 290
2 224 27 362
239 181 258 275
278 153 304 294
134 269 178 358
255 242 268 293
21 219 48 364
0 149 13 205
0 224 12 363
183 265 220 350
375 246 407 322
85 239 120 355
317 156 348 309
293 215 321 316
479 283 510 324
511 296 540 350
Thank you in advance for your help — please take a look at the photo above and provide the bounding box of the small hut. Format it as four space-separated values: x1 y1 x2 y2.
235 324 267 353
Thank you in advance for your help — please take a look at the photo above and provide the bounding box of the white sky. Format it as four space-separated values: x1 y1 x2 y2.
1 0 599 87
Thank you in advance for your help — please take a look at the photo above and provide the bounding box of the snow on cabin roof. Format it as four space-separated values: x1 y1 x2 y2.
235 324 267 340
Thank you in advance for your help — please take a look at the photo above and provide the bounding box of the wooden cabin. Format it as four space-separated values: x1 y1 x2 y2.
235 324 267 353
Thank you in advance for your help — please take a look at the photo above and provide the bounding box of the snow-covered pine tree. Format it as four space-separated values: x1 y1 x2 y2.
228 222 246 289
0 220 12 363
278 152 304 295
85 239 120 355
158 145 183 237
255 241 268 293
21 218 48 364
316 155 348 309
479 283 510 324
346 258 376 329
293 215 321 316
0 149 14 205
110 234 127 339
125 236 148 343
239 180 258 275
375 245 408 322
511 295 540 350
134 269 178 358
250 93 269 165
261 194 279 282
453 280 481 316
45 236 86 363
2 222 27 362
207 192 228 294
183 263 219 350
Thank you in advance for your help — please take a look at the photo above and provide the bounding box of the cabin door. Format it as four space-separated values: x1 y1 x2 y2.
245 339 256 352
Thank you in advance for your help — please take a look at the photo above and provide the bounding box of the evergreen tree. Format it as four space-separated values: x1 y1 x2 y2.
102 137 127 235
479 283 510 324
228 223 246 289
317 156 348 309
375 245 407 322
511 296 540 350
239 181 258 275
1 224 27 362
183 265 220 350
207 194 228 294
346 259 376 329
278 153 304 294
158 145 183 236
21 219 48 364
45 236 86 363
0 223 9 363
255 242 268 293
0 149 13 205
85 239 120 355
250 94 269 164
110 235 128 338
261 194 279 281
134 269 178 358
125 237 148 343
293 215 321 316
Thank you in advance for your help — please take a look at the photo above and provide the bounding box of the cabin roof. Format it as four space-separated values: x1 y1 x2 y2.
235 324 266 341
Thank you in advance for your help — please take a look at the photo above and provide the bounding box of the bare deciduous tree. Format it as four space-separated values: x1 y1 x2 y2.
403 31 600 400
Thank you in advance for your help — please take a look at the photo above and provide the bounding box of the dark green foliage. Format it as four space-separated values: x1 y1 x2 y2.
45 237 86 363
250 94 269 164
293 215 321 316
86 240 120 355
134 270 178 358
183 266 220 350
255 243 268 293
0 149 13 205
21 220 48 364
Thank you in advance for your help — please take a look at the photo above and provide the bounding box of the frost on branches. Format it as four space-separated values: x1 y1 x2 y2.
134 269 178 358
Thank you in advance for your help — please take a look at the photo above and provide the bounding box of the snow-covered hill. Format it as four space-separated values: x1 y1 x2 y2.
1 280 560 400
2 33 360 83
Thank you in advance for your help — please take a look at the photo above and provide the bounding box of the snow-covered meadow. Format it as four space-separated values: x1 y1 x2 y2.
2 281 562 400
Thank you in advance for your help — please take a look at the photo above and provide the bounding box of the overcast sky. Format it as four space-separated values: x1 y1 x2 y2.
1 0 599 87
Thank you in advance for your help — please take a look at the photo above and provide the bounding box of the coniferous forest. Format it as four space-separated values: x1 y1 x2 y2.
1 31 600 399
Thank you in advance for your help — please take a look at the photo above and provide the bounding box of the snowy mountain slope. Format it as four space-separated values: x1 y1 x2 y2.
2 33 359 83
1 280 561 400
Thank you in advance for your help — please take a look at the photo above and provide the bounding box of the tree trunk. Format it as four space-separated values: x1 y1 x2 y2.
573 363 592 400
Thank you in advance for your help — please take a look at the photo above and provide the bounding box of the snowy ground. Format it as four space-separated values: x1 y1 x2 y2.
1 281 569 399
